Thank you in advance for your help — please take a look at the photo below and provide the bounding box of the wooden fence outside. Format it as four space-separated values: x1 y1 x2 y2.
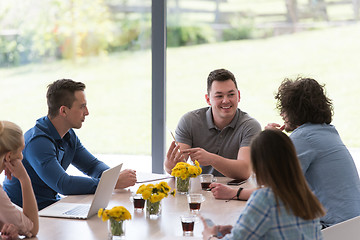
108 0 360 32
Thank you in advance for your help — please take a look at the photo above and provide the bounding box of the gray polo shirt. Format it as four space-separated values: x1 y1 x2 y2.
175 107 261 176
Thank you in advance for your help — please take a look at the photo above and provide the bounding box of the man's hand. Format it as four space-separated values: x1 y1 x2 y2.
115 169 137 189
181 147 214 166
265 123 285 131
209 183 237 200
164 141 188 173
1 223 19 240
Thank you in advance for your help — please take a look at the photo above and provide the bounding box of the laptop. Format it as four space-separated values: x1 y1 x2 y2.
38 163 122 219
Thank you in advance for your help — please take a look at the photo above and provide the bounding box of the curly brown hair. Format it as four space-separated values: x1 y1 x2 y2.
275 77 333 126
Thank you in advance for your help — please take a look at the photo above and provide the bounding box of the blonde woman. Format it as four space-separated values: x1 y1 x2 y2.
202 130 325 240
0 121 38 239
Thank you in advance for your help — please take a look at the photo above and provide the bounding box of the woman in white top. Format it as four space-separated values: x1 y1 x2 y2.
0 121 39 239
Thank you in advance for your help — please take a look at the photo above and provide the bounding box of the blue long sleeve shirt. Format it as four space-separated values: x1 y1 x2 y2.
3 116 109 210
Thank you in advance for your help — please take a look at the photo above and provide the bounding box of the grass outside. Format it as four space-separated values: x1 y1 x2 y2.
1 23 360 155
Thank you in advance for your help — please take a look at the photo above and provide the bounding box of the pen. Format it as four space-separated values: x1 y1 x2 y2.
169 130 177 144
169 129 188 162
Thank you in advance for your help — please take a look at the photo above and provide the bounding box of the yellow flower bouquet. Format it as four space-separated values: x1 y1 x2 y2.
171 160 202 179
136 181 175 218
171 160 202 194
98 206 131 238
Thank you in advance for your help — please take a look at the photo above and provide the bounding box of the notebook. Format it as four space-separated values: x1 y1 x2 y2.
38 163 122 219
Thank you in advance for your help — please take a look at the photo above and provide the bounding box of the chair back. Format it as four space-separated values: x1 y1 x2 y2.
322 216 360 240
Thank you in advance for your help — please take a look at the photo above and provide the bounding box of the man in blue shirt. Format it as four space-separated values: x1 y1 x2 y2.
3 79 137 210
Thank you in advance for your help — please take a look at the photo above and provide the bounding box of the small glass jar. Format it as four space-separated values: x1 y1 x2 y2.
108 218 126 240
176 176 191 194
130 193 145 211
146 200 161 219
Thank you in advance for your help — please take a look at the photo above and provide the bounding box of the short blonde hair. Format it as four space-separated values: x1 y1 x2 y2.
0 121 23 156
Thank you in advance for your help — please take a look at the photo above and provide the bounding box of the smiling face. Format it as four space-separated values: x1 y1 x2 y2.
63 90 89 129
206 79 240 128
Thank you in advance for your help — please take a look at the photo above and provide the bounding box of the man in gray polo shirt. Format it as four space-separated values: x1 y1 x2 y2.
164 69 261 179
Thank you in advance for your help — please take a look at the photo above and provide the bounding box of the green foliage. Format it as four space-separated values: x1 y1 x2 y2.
222 27 253 41
222 16 254 41
53 0 115 59
0 0 116 66
0 3 21 66
167 25 214 47
1 0 359 67
0 37 20 66
109 17 151 51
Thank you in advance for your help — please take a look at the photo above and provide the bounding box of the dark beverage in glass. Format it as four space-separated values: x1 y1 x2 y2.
201 182 211 190
189 202 201 211
134 198 145 209
181 215 196 236
181 221 194 232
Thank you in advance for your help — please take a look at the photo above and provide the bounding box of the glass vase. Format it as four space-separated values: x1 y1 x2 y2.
146 200 161 219
176 176 190 194
108 218 126 240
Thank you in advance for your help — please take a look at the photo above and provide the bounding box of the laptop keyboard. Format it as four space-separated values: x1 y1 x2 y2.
64 205 90 216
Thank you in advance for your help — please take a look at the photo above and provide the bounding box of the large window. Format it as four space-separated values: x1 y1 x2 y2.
165 0 360 165
1 0 360 176
1 0 153 172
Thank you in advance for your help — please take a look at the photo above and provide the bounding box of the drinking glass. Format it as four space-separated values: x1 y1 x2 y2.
199 174 216 190
187 193 205 213
180 214 196 236
130 194 145 211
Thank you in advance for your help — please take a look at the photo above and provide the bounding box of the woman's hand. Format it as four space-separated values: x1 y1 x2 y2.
210 183 237 200
200 216 232 239
218 225 232 237
4 159 28 182
200 216 218 240
1 223 19 240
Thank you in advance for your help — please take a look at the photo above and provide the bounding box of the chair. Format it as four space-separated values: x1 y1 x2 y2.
322 216 360 240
